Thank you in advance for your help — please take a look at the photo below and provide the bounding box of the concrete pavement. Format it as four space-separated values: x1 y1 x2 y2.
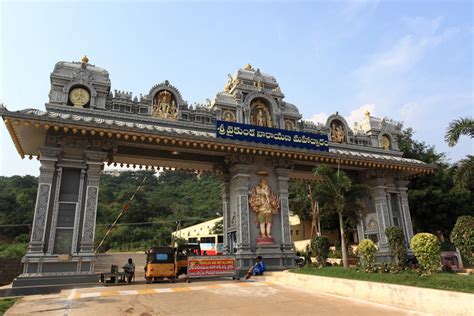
6 279 428 315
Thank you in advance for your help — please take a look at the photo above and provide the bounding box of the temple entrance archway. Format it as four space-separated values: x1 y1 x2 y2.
0 59 433 286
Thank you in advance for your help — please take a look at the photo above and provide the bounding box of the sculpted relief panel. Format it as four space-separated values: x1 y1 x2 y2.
330 120 345 143
249 178 280 243
152 90 178 119
250 99 273 128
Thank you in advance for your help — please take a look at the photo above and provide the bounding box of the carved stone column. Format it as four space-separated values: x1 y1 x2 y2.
221 175 231 254
27 147 62 254
398 180 414 244
371 185 390 250
79 150 107 254
230 164 251 255
276 168 292 252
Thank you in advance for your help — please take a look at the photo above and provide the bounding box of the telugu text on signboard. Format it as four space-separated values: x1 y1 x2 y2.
216 120 329 151
187 256 236 278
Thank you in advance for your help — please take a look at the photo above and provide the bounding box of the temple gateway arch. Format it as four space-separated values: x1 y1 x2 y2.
1 58 433 286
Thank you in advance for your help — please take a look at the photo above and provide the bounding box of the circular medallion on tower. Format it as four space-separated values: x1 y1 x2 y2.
152 90 178 119
68 87 90 108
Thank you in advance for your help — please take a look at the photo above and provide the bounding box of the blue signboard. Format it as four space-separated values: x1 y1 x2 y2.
216 120 329 152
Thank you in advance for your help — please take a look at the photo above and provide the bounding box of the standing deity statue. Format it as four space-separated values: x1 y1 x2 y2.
249 178 280 241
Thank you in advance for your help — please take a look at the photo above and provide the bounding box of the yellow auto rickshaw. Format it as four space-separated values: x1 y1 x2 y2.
144 247 178 283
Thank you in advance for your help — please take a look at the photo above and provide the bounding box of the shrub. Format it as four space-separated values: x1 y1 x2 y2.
385 226 407 265
410 233 441 275
311 236 330 267
358 239 378 268
0 243 28 259
450 215 474 265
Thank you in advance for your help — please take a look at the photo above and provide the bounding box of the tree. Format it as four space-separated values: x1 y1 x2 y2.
210 219 223 235
397 128 473 238
453 155 474 192
313 165 369 268
289 180 322 239
445 117 474 147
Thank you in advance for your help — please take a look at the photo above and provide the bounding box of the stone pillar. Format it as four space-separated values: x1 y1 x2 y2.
275 168 296 268
27 147 62 254
14 147 105 287
221 175 231 254
398 180 415 244
230 164 251 255
369 180 391 251
79 150 107 254
276 168 292 251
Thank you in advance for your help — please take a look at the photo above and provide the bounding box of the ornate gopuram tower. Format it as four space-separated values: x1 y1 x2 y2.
0 59 433 286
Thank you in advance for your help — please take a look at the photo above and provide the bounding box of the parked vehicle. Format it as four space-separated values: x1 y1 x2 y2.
144 247 178 283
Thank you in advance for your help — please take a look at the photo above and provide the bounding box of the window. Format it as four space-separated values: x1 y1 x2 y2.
217 235 223 243
200 237 215 243
296 230 299 236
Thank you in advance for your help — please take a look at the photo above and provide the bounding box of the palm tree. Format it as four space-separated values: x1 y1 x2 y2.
445 117 474 147
454 155 474 192
313 165 369 268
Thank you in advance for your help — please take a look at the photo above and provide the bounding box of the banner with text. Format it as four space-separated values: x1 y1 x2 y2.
216 120 329 152
187 256 236 279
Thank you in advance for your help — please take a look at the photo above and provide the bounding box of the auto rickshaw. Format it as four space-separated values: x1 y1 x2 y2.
144 247 178 283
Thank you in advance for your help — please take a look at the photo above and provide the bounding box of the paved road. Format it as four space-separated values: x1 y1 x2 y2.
6 279 427 316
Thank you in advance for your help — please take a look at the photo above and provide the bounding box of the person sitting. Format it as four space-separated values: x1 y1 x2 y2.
123 258 135 284
245 256 265 279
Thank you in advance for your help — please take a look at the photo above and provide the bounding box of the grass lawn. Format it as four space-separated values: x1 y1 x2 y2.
293 267 474 294
0 297 20 315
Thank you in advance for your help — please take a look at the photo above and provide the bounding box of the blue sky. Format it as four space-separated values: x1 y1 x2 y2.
1 0 472 176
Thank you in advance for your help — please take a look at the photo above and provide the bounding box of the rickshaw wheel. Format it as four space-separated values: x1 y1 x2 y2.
145 277 152 284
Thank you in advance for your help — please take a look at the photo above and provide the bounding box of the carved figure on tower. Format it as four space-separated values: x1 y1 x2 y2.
251 99 273 127
249 178 280 242
330 121 345 143
153 90 178 119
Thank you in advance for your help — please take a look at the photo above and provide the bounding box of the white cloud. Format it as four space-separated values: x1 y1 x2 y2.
400 102 420 123
354 16 459 115
346 103 375 127
306 112 328 124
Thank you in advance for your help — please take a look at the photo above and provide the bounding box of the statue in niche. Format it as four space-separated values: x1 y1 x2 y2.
284 120 294 130
222 110 236 122
251 100 272 127
249 178 280 242
330 121 345 143
381 135 390 150
152 90 178 119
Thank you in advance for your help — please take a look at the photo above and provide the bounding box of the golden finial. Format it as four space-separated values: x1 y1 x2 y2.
244 63 253 71
365 110 371 117
81 55 89 64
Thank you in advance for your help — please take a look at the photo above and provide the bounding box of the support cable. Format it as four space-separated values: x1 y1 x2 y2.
94 176 148 254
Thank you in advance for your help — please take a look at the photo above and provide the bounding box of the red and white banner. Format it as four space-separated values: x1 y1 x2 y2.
187 256 236 278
